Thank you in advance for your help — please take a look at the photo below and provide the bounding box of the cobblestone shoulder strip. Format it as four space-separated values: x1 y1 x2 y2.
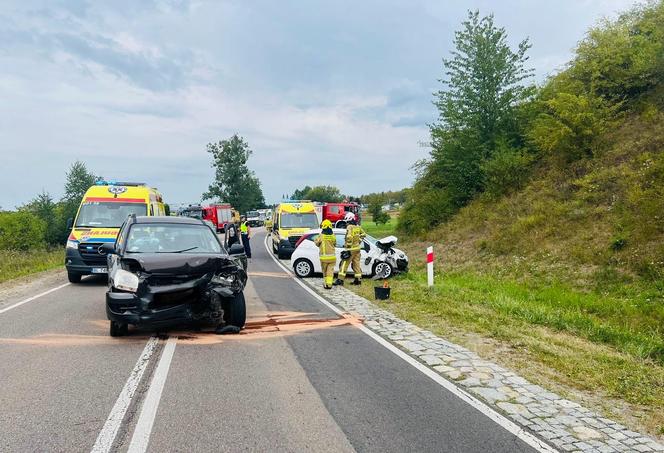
307 279 664 453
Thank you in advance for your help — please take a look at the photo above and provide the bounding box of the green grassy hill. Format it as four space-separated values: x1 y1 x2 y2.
433 108 664 299
356 111 664 440
353 3 664 438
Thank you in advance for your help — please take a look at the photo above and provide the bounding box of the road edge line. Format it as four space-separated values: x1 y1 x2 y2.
90 336 160 453
262 234 558 453
127 336 178 453
0 282 70 315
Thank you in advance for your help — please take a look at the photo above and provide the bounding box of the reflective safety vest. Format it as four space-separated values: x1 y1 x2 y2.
315 232 336 262
344 224 366 251
240 222 248 234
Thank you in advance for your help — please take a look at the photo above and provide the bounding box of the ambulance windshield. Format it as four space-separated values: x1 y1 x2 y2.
280 212 318 229
75 202 147 228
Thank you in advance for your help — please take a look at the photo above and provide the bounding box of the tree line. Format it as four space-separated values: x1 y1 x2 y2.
399 3 664 234
0 161 99 250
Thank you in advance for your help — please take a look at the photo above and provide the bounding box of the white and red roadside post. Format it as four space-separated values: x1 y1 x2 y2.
426 246 434 287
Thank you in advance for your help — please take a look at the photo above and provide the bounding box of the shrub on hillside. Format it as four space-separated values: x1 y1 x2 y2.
481 144 534 197
570 3 664 104
398 188 458 235
0 211 46 250
528 92 618 161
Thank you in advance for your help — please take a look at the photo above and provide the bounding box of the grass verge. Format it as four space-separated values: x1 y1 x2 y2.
350 268 664 438
0 248 64 283
362 219 397 238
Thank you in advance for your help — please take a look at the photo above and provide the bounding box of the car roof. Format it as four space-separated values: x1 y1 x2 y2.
134 215 205 225
303 228 349 234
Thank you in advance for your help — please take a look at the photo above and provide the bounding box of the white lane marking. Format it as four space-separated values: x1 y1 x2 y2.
0 282 70 315
262 235 558 453
127 336 178 453
91 336 160 453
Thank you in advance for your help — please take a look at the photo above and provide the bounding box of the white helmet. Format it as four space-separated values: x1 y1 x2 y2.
343 212 355 222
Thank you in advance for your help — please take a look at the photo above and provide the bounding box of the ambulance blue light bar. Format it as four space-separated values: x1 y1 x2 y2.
95 180 146 186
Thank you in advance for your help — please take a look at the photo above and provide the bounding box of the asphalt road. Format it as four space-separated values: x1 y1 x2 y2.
0 229 540 453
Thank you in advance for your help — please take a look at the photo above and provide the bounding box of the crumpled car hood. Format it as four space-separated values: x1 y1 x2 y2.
110 252 247 326
125 253 235 275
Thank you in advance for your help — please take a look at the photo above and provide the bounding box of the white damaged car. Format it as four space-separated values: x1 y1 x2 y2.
290 228 408 279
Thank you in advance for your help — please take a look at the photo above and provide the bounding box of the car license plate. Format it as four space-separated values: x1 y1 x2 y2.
92 267 108 274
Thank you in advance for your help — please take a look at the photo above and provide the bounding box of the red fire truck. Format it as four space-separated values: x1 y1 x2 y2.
321 202 361 226
180 203 234 232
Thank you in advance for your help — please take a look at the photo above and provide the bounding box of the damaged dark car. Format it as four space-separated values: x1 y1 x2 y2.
103 215 248 337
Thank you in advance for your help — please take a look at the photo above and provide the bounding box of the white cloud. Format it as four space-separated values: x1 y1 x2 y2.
0 0 643 209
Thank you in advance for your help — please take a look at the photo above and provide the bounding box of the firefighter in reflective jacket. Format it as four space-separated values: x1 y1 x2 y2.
334 212 365 286
315 220 336 289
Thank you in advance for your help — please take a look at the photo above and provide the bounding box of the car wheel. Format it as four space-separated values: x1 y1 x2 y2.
293 259 314 278
67 272 82 283
373 262 393 279
223 292 246 328
109 320 128 337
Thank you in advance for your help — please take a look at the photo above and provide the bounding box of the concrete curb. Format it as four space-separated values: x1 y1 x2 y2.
305 278 664 453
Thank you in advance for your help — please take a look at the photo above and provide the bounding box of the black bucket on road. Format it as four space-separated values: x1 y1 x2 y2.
374 285 391 300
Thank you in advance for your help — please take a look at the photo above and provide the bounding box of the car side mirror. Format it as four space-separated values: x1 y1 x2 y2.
100 242 117 254
229 243 245 255
66 218 74 230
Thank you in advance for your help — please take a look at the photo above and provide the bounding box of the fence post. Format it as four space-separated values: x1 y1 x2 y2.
427 246 434 287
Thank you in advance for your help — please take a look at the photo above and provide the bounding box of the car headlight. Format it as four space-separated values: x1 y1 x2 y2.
114 269 139 293
66 240 78 249
212 274 235 285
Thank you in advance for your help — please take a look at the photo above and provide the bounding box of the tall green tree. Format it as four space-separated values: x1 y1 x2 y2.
400 10 533 234
60 161 101 240
434 10 533 155
62 161 99 205
203 134 266 213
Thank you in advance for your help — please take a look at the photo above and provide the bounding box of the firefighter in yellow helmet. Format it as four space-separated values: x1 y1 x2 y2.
334 212 366 286
315 219 336 289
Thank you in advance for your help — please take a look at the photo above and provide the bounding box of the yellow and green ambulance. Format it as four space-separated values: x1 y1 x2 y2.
269 201 319 259
65 181 166 282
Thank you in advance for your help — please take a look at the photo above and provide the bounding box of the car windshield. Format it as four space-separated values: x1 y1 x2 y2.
364 234 378 245
280 212 319 229
75 202 147 228
126 224 222 254
247 211 259 218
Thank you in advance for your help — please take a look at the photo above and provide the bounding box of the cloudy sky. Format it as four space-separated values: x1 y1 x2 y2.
0 0 638 209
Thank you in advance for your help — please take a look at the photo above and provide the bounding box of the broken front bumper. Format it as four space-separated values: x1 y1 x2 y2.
106 270 247 328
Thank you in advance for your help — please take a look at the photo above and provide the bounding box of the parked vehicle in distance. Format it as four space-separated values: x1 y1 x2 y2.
104 215 248 337
179 203 234 233
264 209 273 231
65 181 166 283
270 201 320 258
290 228 408 279
257 209 270 224
245 210 262 227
